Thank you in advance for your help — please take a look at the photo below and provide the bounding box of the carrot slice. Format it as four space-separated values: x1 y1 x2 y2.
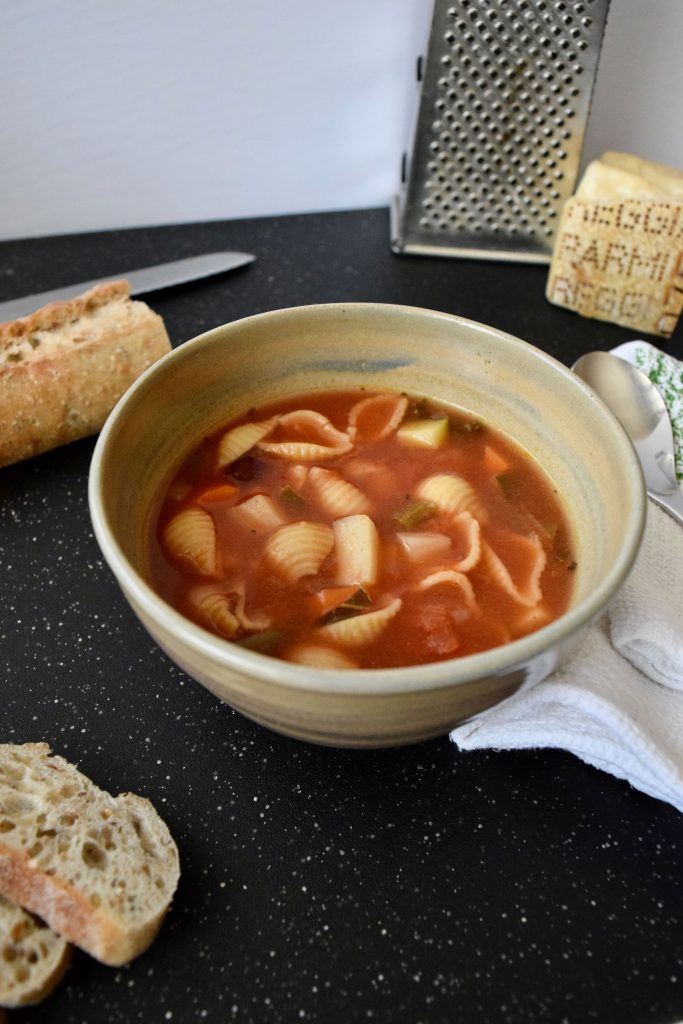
197 483 238 503
482 445 510 475
309 585 359 616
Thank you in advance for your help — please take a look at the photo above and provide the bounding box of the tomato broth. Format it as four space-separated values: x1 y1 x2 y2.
148 389 576 669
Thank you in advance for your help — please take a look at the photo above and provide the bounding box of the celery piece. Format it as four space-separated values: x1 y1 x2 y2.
392 500 437 530
397 417 449 449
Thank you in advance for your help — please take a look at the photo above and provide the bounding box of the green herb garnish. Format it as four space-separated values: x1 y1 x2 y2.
452 419 483 435
392 500 437 530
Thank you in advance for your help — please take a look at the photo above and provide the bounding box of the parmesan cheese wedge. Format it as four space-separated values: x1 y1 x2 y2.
546 151 683 337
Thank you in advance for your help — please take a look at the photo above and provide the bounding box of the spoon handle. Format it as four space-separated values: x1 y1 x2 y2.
649 487 683 527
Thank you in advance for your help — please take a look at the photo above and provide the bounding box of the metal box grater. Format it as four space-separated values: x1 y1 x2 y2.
391 0 611 263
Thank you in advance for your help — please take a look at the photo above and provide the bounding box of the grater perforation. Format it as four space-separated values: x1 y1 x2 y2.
392 0 610 262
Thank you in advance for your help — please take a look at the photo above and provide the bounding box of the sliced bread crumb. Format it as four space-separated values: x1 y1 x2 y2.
0 744 180 966
0 894 71 1007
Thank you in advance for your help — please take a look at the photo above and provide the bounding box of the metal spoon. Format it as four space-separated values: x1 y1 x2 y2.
572 350 683 525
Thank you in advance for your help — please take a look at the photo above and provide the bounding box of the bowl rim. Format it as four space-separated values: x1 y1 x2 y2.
88 301 646 696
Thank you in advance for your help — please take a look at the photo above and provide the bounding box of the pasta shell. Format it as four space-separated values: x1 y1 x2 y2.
190 583 271 634
511 603 553 638
287 464 310 490
347 393 408 443
257 410 352 460
161 507 218 577
216 417 277 469
191 581 270 634
195 592 240 638
286 644 358 669
307 467 370 517
448 511 481 572
265 521 335 582
415 473 487 521
318 597 402 647
417 569 478 612
231 583 271 631
480 532 547 607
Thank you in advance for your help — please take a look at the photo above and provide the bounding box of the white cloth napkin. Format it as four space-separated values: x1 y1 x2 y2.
450 344 683 813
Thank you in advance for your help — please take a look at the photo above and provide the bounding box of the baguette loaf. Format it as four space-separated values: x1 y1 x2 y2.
0 895 71 1007
0 743 180 967
546 151 683 337
0 280 171 468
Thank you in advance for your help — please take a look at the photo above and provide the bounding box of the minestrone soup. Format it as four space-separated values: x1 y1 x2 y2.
148 390 576 669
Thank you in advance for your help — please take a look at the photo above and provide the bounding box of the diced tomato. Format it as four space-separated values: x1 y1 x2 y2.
412 601 459 655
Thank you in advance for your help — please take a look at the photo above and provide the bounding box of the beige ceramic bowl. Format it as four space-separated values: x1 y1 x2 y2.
89 303 645 747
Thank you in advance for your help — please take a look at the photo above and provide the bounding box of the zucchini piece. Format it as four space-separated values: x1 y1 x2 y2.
392 500 437 530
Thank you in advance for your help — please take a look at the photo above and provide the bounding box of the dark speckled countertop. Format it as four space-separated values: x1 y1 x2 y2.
1 209 682 1024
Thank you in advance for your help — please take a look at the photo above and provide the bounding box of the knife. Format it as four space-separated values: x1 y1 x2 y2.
0 251 255 322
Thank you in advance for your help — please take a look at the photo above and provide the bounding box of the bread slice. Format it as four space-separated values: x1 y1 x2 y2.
0 279 171 468
546 151 683 337
0 895 71 1007
0 744 180 967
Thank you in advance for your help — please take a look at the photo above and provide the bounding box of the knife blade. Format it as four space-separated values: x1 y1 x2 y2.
0 251 255 322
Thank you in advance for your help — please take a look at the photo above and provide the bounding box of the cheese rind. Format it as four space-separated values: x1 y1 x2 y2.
546 153 683 337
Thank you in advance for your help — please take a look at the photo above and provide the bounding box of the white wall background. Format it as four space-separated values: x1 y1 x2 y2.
0 0 681 241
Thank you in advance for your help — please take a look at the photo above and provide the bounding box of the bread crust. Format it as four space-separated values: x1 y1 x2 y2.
0 279 129 341
0 896 72 1007
0 832 167 967
0 744 180 967
0 280 171 468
